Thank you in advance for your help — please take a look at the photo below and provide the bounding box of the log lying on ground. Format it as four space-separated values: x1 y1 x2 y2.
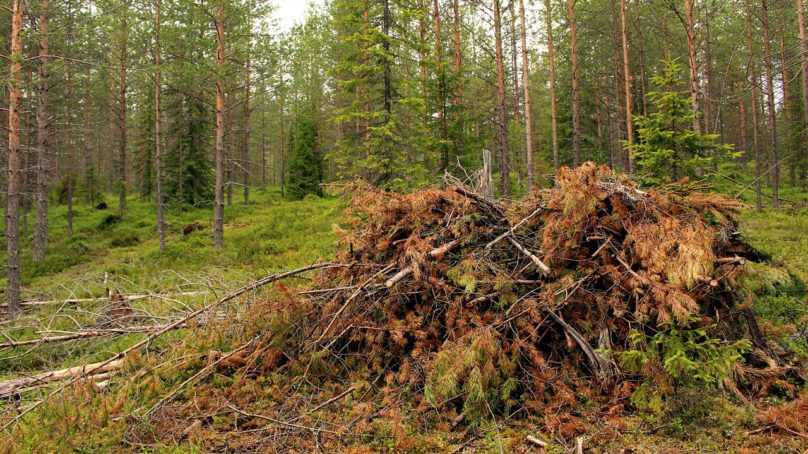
0 291 208 311
0 323 190 350
0 359 124 399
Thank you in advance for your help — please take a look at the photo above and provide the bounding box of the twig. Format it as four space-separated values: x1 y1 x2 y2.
144 336 260 416
486 206 544 249
0 324 188 349
526 435 547 448
0 359 124 398
0 262 339 434
227 403 340 434
508 237 551 275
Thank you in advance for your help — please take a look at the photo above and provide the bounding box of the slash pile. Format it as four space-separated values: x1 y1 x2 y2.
270 163 799 420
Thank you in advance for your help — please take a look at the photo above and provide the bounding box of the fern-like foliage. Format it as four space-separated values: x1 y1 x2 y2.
613 320 752 414
424 328 517 425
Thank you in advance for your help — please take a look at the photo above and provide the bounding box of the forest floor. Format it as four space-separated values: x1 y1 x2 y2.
0 167 806 453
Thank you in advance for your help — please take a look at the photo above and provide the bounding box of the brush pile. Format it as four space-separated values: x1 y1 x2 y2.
267 163 799 420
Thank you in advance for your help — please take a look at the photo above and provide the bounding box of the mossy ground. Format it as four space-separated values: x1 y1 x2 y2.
0 170 806 452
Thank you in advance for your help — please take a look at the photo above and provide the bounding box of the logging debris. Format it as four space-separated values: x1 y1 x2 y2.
245 163 802 420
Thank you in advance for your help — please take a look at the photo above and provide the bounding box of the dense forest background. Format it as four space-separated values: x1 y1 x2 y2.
2 0 807 310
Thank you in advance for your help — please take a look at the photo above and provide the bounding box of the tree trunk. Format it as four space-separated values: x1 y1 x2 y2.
155 0 165 252
433 0 449 172
635 3 648 116
797 0 808 183
745 0 763 211
509 0 521 125
778 20 794 187
569 0 582 166
452 0 463 102
279 81 286 198
34 0 50 262
761 0 779 208
519 0 534 189
214 1 226 249
6 0 24 315
737 79 748 161
493 0 511 198
684 0 701 134
546 0 560 178
619 0 634 174
65 0 74 235
261 107 267 192
243 20 252 206
118 15 128 212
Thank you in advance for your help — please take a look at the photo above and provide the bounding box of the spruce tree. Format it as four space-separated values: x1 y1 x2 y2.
287 115 323 200
633 57 735 184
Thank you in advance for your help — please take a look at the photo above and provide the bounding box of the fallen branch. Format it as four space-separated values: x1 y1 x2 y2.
486 206 544 250
541 306 616 383
0 324 188 349
0 262 339 434
0 291 208 311
145 336 261 416
508 237 551 275
526 435 547 448
0 359 124 399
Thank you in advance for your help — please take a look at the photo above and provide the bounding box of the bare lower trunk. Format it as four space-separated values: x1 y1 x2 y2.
685 0 701 134
493 0 510 198
452 0 463 102
7 0 24 314
569 0 582 166
433 0 449 172
519 0 534 189
261 108 267 191
155 0 165 252
214 2 226 249
797 0 808 182
243 37 251 205
778 21 794 186
761 0 779 208
34 0 50 262
118 16 128 212
745 0 763 211
546 0 559 178
619 0 634 174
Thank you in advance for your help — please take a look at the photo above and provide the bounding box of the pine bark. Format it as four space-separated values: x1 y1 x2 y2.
214 2 226 249
519 0 534 189
778 21 794 186
745 0 763 211
684 0 701 133
452 0 463 102
34 0 50 262
243 40 251 205
118 14 128 212
509 0 521 125
155 0 165 252
6 0 24 314
65 2 74 235
569 0 582 166
433 0 449 172
546 0 560 178
761 0 779 208
493 0 511 198
798 0 808 182
619 0 634 174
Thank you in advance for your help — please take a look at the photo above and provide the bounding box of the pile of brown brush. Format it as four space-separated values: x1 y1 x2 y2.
259 163 802 422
